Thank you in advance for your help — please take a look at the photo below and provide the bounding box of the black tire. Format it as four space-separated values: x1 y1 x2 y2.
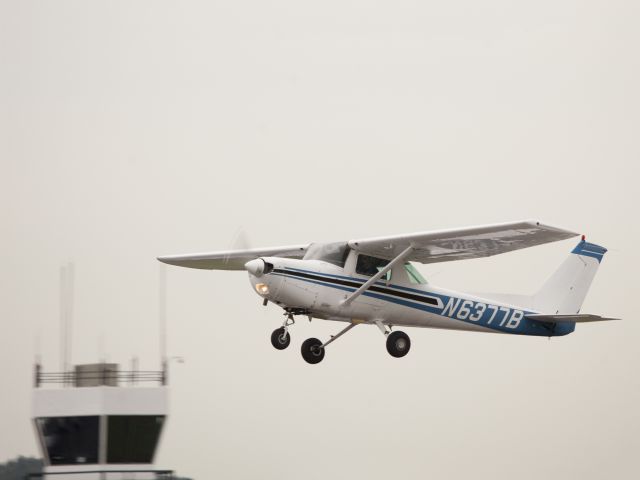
271 327 290 350
301 338 325 364
386 330 411 358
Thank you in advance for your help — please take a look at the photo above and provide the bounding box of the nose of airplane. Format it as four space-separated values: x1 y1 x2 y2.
244 259 265 277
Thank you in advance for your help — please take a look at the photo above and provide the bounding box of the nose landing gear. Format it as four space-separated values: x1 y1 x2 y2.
270 327 290 350
270 313 295 350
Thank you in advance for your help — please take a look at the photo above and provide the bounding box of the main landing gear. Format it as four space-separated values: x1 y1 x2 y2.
386 330 411 358
299 323 411 364
300 322 358 365
377 321 411 359
270 311 411 363
300 338 324 364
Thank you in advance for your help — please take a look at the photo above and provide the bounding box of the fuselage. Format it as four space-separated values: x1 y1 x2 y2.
248 251 575 338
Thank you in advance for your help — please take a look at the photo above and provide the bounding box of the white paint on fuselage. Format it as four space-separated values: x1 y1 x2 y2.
249 257 528 335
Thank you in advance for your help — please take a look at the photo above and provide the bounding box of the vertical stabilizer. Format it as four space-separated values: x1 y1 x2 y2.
532 241 607 314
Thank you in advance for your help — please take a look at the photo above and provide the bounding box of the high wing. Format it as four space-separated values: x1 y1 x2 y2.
348 220 578 264
157 244 308 270
158 220 576 270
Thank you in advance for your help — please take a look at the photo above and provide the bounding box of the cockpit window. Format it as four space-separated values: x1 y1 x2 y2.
356 254 391 281
404 263 427 284
303 242 350 268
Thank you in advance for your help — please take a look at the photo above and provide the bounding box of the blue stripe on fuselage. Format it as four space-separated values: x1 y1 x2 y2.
283 266 441 296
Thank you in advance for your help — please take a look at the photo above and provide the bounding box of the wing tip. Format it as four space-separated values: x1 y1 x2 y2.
157 255 183 267
527 219 579 238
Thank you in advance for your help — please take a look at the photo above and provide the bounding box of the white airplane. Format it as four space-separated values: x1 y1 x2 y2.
158 220 616 364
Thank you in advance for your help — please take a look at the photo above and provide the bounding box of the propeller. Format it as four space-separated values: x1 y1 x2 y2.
224 226 252 267
226 227 276 276
230 227 251 251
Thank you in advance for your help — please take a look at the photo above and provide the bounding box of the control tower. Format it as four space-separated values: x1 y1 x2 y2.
30 362 175 480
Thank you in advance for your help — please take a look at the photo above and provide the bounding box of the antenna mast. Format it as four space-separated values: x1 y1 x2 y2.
59 266 65 373
66 262 74 375
159 264 167 367
59 262 74 380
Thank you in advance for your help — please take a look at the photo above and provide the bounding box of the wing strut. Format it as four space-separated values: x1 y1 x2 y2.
341 245 414 307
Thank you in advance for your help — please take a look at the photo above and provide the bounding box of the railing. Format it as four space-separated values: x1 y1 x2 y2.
25 469 176 479
34 364 167 388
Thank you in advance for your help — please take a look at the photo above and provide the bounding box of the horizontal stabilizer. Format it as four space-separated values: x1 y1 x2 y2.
526 314 620 323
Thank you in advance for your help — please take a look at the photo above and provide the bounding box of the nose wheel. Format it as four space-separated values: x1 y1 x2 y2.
270 314 295 350
270 327 290 350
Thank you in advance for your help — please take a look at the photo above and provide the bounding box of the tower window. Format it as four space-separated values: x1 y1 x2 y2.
36 416 99 465
107 415 165 463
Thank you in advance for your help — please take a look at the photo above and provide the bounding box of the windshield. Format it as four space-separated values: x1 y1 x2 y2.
404 263 427 284
303 242 350 268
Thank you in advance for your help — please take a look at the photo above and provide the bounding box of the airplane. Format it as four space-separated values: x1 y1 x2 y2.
158 220 617 364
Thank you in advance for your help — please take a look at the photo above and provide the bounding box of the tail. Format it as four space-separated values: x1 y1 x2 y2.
532 240 607 315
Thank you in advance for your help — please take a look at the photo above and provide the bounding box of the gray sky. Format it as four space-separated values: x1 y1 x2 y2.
1 1 639 478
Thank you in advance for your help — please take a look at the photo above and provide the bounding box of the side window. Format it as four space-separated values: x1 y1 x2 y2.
356 254 391 281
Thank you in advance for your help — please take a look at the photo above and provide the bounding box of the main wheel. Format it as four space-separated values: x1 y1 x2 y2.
271 327 290 350
386 330 411 358
301 338 325 364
